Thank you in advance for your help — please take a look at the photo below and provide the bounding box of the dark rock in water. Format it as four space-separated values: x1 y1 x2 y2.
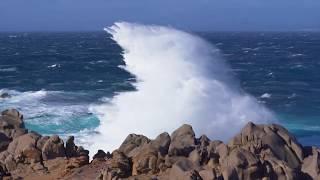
0 109 319 180
0 93 11 99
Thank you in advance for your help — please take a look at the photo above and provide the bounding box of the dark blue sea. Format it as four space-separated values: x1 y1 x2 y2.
1 31 319 147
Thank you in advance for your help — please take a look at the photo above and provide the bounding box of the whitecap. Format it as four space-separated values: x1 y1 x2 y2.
0 67 17 72
288 93 297 99
48 64 60 68
261 93 271 99
289 53 304 58
88 22 276 154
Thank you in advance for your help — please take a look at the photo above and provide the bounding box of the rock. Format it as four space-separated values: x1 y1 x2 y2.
93 150 110 160
198 135 210 148
189 149 202 166
168 124 196 157
0 165 6 177
97 167 120 180
76 146 89 157
1 109 24 128
36 136 50 150
150 132 171 156
75 146 90 166
106 150 131 178
0 93 11 99
42 135 66 160
6 132 42 164
4 154 16 172
199 169 217 180
66 136 78 158
206 140 226 167
221 148 262 180
301 146 320 179
118 134 150 157
131 145 159 175
228 122 304 169
0 133 11 152
66 156 89 170
0 109 27 140
130 132 171 175
0 109 318 180
262 155 299 180
215 143 229 163
169 159 202 180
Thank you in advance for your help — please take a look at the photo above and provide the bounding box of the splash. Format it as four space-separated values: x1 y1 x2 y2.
0 89 98 138
89 22 275 153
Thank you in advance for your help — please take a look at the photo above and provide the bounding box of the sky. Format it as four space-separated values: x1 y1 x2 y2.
0 0 320 32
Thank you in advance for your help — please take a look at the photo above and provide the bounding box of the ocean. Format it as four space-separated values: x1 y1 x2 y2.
0 23 319 153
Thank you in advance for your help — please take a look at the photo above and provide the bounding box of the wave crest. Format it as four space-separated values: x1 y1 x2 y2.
89 22 276 153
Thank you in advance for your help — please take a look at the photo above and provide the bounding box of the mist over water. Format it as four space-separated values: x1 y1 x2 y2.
89 22 275 153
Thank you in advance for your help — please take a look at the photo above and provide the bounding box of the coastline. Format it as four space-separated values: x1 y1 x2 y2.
0 108 319 179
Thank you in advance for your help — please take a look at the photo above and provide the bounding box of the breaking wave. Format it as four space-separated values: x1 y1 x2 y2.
89 22 276 153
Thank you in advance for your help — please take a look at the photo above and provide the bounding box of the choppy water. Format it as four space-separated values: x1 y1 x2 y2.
0 30 319 147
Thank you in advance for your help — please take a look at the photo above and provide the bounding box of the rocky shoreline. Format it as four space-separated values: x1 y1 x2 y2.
0 108 319 180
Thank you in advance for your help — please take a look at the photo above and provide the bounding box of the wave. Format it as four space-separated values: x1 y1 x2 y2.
0 89 97 137
261 93 272 99
89 22 276 154
0 67 17 72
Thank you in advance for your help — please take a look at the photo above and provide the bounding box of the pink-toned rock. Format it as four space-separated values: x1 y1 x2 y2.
229 122 304 169
221 148 262 180
169 159 202 180
301 146 320 179
0 109 27 140
42 135 66 160
1 109 24 129
6 132 42 164
118 134 150 157
168 124 196 157
199 169 217 180
0 109 318 180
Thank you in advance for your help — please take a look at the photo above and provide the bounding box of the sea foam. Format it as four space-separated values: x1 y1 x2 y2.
88 22 276 153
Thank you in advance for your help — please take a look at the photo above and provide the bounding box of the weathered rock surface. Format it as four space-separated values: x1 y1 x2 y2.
0 109 89 179
302 146 320 179
168 124 196 157
0 109 319 180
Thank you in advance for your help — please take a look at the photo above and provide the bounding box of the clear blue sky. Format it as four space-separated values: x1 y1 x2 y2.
0 0 320 32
